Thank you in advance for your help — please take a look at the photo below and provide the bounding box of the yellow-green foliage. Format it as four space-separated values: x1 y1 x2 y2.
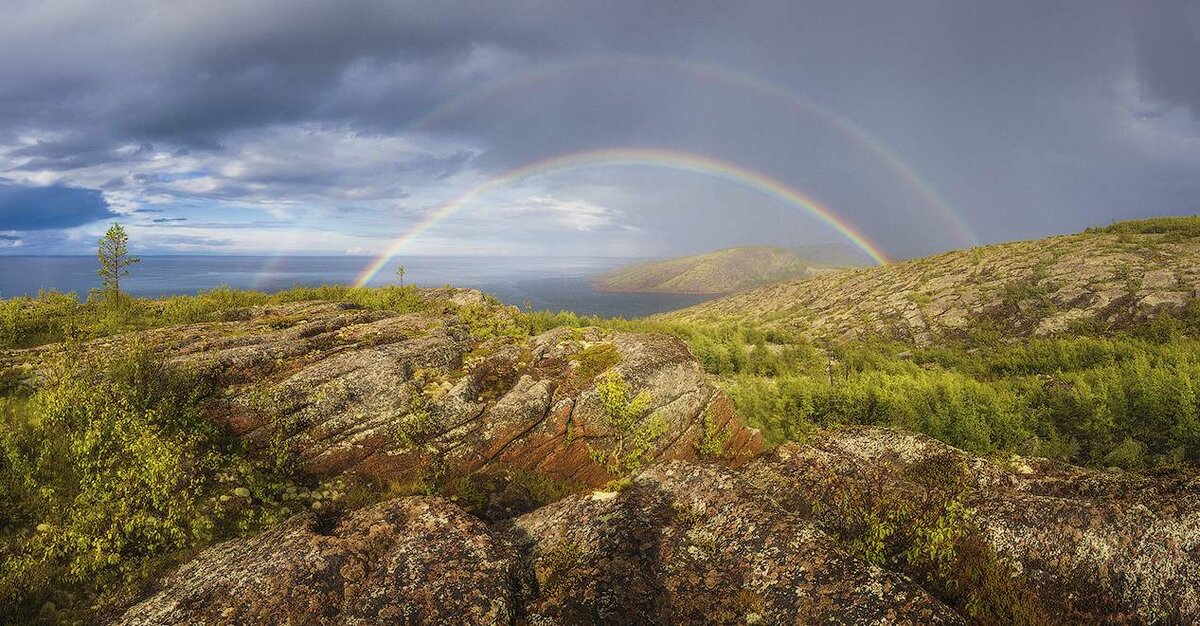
437 468 581 519
395 384 441 450
0 345 304 623
538 540 585 594
818 454 1047 624
722 324 1200 467
565 342 621 392
695 407 733 460
589 370 666 475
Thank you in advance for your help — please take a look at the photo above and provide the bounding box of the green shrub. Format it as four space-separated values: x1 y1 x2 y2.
589 370 666 475
0 344 301 622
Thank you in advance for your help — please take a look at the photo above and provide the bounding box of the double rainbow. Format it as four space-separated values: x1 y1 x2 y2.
409 55 975 247
352 148 888 287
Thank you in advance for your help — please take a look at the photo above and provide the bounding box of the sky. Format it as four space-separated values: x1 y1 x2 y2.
1 0 1199 261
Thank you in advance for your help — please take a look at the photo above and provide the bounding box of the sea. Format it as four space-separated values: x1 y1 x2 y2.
0 255 714 318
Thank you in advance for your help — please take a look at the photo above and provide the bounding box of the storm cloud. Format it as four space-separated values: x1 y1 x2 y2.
0 183 115 230
0 1 1198 257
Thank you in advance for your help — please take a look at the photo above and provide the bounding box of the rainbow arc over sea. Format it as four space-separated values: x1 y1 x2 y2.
352 148 889 288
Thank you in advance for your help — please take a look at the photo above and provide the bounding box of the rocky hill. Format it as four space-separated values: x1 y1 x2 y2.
661 218 1200 343
593 245 851 295
4 281 1199 624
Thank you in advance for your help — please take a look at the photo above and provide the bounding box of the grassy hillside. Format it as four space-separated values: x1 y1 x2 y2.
662 217 1200 343
593 245 852 294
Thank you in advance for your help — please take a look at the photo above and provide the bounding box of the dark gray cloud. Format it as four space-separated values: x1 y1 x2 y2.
0 1 1197 258
0 183 115 230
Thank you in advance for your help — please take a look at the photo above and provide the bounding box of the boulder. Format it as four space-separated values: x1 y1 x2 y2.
501 461 964 625
119 462 963 626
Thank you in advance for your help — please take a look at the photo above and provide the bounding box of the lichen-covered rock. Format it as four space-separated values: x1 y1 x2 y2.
743 427 1200 623
501 460 964 625
116 497 515 625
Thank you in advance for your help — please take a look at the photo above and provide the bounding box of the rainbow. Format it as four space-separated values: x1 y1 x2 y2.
353 148 888 287
409 55 975 247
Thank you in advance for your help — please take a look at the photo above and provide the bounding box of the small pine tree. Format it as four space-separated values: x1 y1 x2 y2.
97 223 139 303
395 264 406 286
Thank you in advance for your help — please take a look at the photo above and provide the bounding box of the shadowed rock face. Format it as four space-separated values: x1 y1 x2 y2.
124 298 761 489
500 461 964 625
743 427 1200 624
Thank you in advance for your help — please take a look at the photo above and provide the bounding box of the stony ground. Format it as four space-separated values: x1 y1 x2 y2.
662 231 1200 343
117 426 1199 625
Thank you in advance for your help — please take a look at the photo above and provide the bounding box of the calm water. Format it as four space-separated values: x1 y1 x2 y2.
0 255 714 318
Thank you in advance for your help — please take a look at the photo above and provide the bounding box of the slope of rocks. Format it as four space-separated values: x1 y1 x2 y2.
661 228 1200 343
116 426 1200 625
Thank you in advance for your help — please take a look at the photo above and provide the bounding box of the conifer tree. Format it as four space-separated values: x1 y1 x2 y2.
97 223 139 302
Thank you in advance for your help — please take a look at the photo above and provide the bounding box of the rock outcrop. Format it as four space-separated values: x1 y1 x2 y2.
501 461 963 624
119 461 963 625
92 298 760 491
